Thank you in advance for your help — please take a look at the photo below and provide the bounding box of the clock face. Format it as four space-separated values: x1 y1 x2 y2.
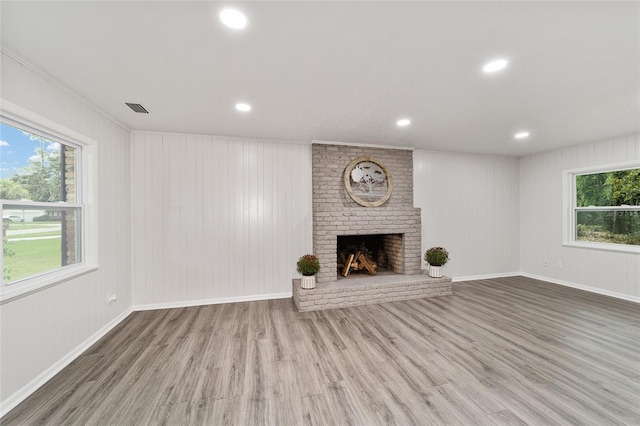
344 156 393 207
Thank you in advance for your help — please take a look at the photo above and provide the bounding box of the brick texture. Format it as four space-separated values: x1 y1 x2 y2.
312 144 422 284
62 145 77 265
292 275 453 312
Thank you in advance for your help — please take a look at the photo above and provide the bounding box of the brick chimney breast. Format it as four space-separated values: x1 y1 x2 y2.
312 144 422 284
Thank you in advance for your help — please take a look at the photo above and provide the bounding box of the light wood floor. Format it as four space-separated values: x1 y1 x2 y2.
3 276 639 425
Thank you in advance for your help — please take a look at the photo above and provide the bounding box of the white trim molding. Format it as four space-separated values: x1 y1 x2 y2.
0 308 134 417
132 292 293 312
0 265 99 304
0 47 130 132
454 272 639 304
452 272 520 282
0 290 293 416
134 129 307 146
313 140 414 151
520 272 640 304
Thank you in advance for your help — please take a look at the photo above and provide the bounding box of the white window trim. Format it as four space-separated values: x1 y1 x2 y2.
0 99 99 303
562 160 640 254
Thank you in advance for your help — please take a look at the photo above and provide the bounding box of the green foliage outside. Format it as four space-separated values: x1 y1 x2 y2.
576 168 640 245
3 237 62 283
0 179 29 200
2 219 13 280
2 131 66 282
3 220 15 281
0 132 62 202
3 238 14 281
8 222 60 230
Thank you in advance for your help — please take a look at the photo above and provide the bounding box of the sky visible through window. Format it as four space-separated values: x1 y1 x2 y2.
0 122 57 180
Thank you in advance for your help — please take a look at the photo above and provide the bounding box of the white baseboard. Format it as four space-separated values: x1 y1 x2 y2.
452 272 520 282
1 292 294 417
132 292 293 312
0 307 134 418
520 272 640 303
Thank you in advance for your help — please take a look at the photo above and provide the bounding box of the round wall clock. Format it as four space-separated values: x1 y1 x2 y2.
343 156 393 207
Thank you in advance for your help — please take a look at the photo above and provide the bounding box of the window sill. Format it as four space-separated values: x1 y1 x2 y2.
0 264 99 304
563 241 640 254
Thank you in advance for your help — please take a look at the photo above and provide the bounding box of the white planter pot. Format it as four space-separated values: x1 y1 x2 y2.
301 275 316 289
428 265 442 278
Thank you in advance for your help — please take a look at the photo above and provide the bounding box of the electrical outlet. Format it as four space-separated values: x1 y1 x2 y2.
556 261 563 269
543 260 549 267
106 293 117 304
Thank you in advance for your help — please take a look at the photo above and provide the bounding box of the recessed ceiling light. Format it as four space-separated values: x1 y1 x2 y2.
235 103 251 112
219 8 247 29
483 59 508 73
514 131 530 139
396 119 411 127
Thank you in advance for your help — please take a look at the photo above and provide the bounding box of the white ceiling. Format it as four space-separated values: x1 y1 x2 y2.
1 1 638 156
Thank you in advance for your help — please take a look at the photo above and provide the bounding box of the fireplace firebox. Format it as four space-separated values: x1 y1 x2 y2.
337 233 404 278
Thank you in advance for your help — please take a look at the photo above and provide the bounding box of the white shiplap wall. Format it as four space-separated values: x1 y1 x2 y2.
131 131 312 307
0 51 131 409
519 133 640 299
414 150 520 279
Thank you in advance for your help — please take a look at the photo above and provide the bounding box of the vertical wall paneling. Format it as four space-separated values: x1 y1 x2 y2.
413 150 520 279
0 51 131 411
519 132 640 299
130 132 312 306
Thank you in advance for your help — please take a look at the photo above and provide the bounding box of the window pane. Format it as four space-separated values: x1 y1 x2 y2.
576 210 640 245
0 122 77 203
2 205 81 283
576 169 640 207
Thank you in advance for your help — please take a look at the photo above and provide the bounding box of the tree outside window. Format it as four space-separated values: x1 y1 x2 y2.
574 168 640 246
1 121 82 284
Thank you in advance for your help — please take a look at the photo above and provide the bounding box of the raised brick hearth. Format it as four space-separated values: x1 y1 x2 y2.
293 273 452 312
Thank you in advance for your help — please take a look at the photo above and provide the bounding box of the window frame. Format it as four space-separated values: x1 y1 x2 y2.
562 160 640 254
0 99 98 303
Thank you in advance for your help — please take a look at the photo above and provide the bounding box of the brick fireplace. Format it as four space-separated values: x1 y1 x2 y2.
312 144 422 283
292 143 452 311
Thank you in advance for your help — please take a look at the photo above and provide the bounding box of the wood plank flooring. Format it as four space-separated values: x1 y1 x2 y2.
3 276 639 425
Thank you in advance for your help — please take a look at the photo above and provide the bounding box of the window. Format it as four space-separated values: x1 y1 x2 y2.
1 120 83 284
1 101 97 299
564 162 640 253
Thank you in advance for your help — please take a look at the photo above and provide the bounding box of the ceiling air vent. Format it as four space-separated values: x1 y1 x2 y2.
125 102 149 114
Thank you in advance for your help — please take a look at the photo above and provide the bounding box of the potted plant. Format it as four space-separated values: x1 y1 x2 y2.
297 254 320 289
424 247 449 278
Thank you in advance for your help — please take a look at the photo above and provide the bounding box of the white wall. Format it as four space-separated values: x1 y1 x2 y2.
414 150 520 279
519 133 640 299
132 143 518 300
0 51 131 409
131 131 312 307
